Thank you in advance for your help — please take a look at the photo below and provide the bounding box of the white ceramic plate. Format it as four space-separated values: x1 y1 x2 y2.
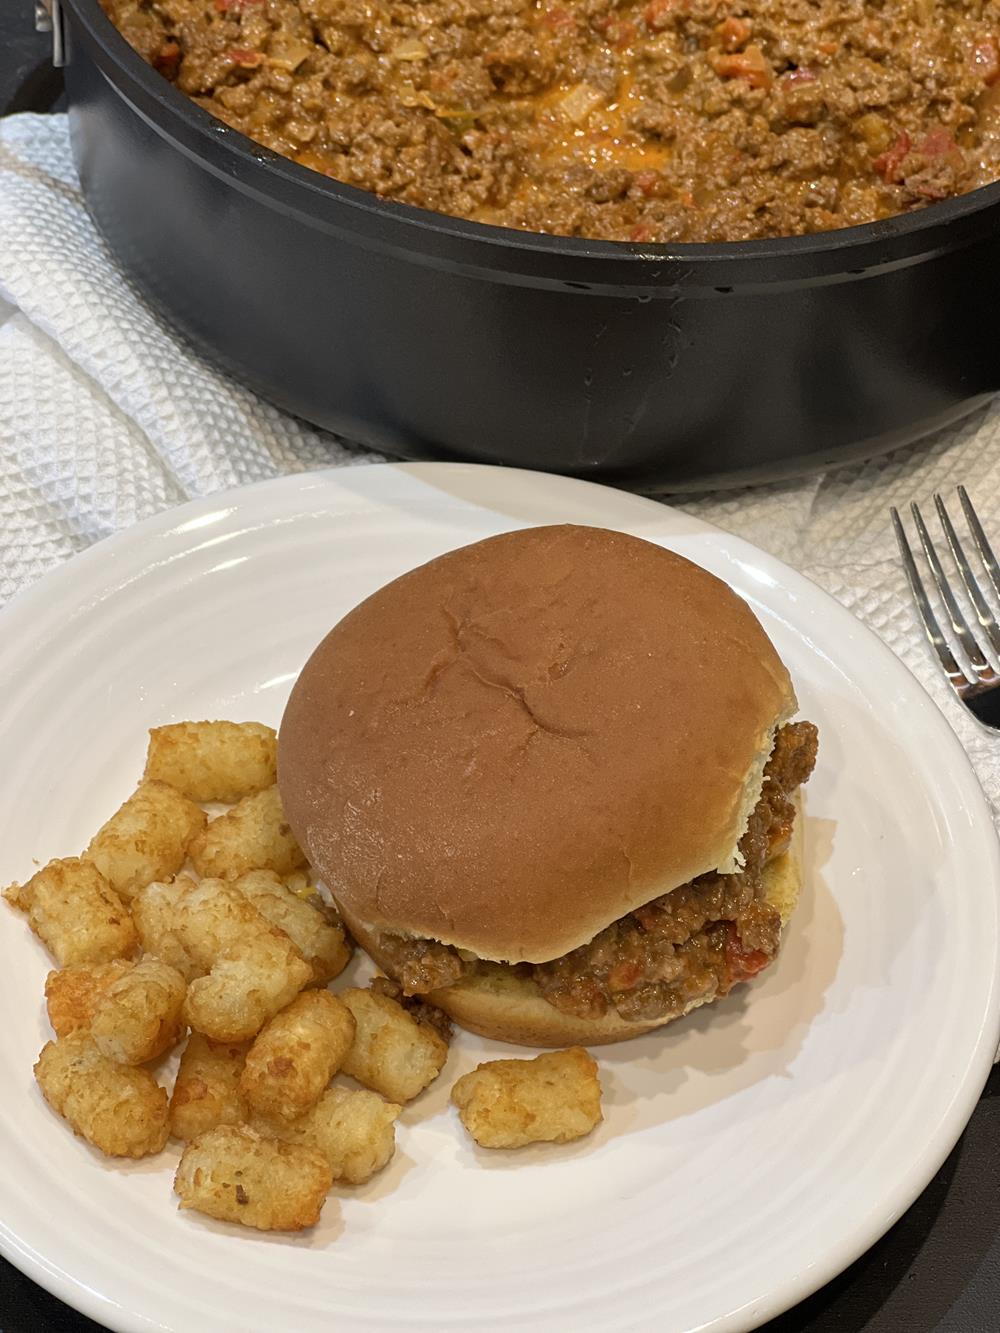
0 463 997 1333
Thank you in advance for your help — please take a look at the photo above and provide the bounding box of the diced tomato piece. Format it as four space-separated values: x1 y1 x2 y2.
152 40 182 77
629 223 655 242
644 0 684 31
973 37 1000 85
715 17 751 52
724 924 771 983
919 127 958 157
873 130 911 182
544 5 577 29
713 45 773 90
607 961 644 991
912 129 965 198
604 18 637 46
595 13 635 44
633 170 661 197
228 47 265 68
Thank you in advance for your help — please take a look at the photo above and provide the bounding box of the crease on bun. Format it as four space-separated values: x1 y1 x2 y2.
336 794 804 1048
278 524 798 964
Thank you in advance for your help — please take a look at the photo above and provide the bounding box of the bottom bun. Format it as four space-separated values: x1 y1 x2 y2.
338 795 804 1048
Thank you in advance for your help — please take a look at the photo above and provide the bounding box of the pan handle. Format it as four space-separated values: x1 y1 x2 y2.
34 0 68 67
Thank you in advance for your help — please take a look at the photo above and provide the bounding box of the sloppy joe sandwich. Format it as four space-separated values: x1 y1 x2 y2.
278 525 817 1046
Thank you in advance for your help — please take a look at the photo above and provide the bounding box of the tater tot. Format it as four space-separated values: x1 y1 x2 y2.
144 721 277 803
451 1047 603 1149
254 1086 400 1185
174 1125 333 1231
84 780 206 902
174 877 311 1042
45 960 135 1037
34 1033 169 1158
173 877 268 968
170 1032 250 1141
188 786 306 881
90 957 187 1064
240 991 355 1120
339 987 449 1104
4 858 136 966
233 870 352 984
183 934 312 1043
132 877 201 981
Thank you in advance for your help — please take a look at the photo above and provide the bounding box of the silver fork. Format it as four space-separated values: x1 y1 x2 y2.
891 486 1000 730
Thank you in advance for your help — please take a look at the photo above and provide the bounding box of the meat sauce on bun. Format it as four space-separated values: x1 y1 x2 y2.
278 525 818 1047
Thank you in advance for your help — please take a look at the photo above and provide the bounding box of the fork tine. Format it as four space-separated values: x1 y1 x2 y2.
891 507 974 692
910 501 994 678
957 485 1000 604
933 492 1000 660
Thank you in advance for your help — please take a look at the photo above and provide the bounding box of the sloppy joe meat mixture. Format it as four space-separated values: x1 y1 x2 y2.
104 0 1000 243
369 974 455 1041
377 720 818 1025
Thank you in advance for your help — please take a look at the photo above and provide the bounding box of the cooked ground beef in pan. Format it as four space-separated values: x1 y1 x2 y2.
376 720 819 1024
104 0 1000 242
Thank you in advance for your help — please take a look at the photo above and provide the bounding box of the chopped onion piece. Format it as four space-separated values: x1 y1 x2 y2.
557 83 604 124
268 40 313 72
394 39 430 61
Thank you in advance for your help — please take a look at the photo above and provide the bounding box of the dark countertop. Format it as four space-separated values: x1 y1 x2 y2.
2 13 1000 1333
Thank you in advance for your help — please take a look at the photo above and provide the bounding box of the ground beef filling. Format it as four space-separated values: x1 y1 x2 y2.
369 975 454 1042
376 720 818 1023
102 1 1000 243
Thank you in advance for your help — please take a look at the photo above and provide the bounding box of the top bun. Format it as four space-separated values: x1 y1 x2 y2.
278 525 795 964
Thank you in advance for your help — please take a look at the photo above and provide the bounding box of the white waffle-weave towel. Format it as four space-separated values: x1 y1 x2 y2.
3 111 1000 840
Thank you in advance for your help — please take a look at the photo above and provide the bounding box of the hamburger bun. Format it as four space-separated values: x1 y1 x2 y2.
336 796 803 1047
278 524 797 966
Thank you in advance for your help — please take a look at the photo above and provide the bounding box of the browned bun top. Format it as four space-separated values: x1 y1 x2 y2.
278 525 795 963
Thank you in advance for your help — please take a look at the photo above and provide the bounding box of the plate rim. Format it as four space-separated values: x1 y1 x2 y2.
0 460 997 1333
